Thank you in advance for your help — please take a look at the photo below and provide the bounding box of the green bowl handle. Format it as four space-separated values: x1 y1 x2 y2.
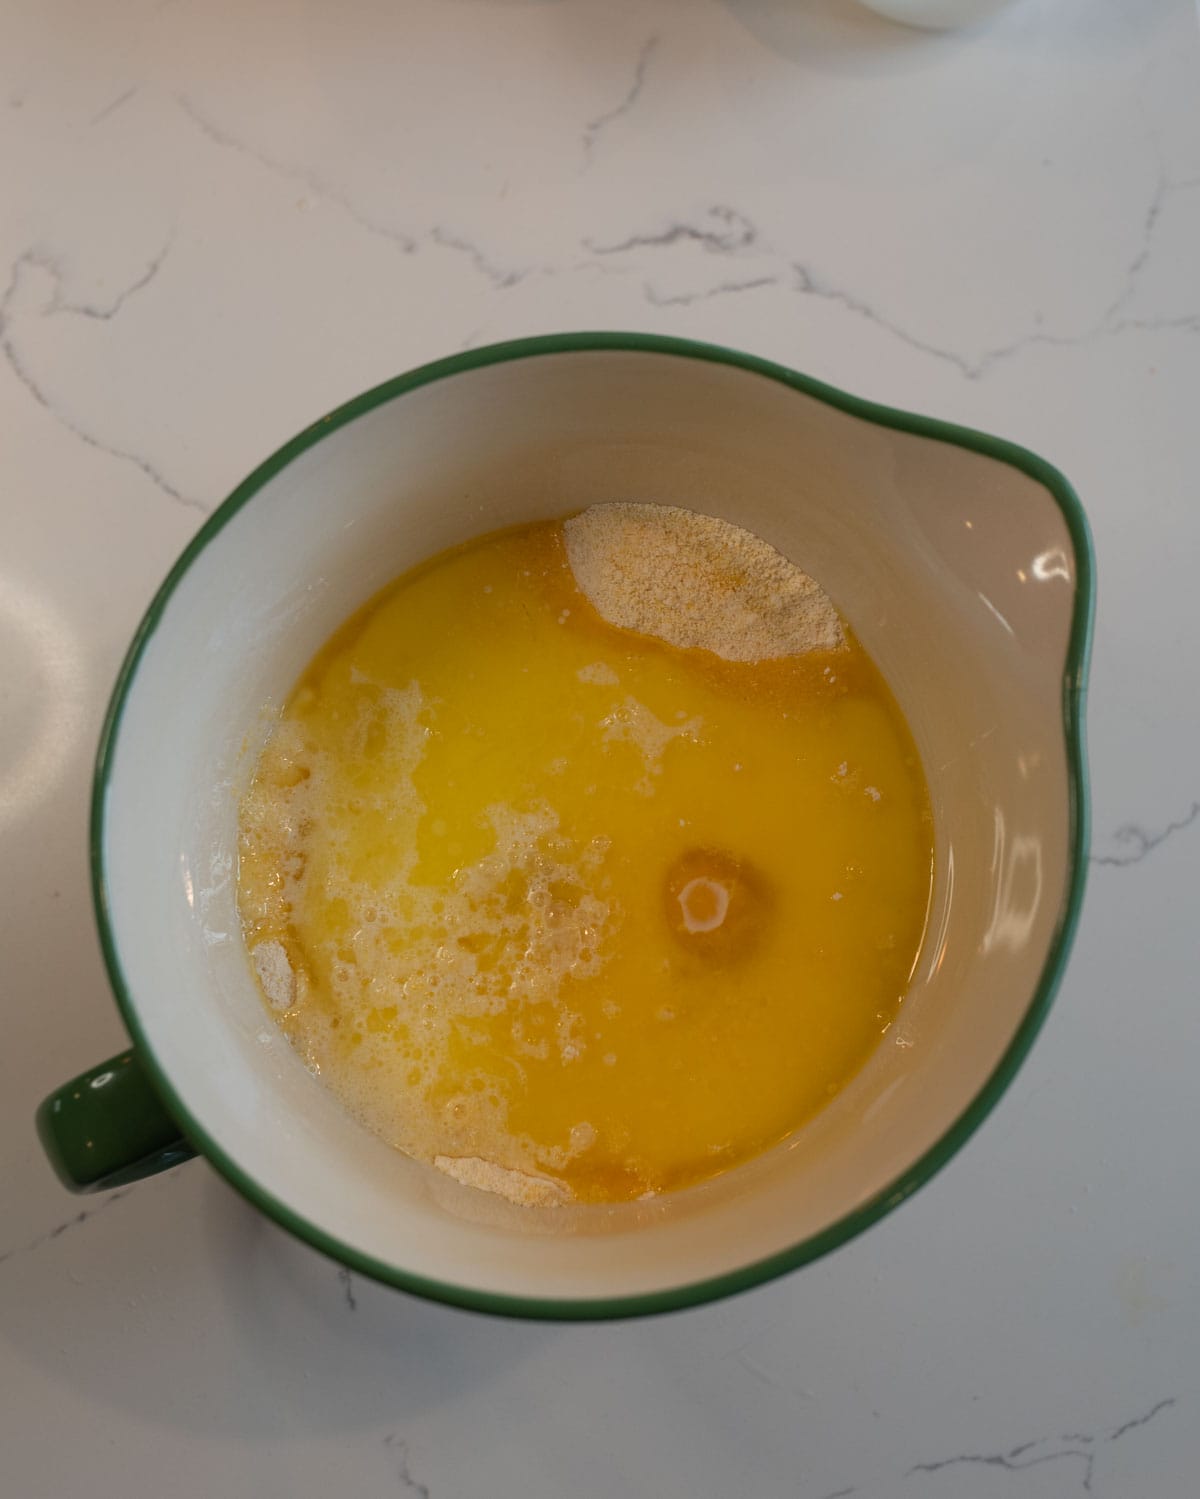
36 1049 196 1193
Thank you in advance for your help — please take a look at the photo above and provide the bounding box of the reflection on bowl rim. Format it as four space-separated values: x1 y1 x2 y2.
91 332 1094 1321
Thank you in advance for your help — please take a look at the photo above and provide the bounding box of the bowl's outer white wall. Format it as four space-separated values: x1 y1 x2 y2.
101 351 1076 1300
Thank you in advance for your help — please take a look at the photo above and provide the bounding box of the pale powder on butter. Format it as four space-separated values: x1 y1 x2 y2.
563 502 844 661
252 939 296 1011
434 1155 571 1207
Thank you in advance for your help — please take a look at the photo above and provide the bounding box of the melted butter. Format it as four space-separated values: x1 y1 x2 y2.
238 521 933 1204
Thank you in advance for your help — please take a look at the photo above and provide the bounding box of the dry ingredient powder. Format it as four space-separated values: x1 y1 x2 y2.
433 1155 571 1207
563 502 843 661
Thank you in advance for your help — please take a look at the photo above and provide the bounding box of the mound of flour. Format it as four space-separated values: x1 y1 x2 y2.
563 503 844 661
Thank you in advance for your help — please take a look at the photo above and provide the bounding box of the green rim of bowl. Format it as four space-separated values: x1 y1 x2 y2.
91 331 1095 1321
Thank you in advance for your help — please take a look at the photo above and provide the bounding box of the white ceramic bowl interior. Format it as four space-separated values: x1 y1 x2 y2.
98 342 1087 1312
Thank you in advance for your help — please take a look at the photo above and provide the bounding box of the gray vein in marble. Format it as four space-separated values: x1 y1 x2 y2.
1100 139 1200 320
644 275 778 307
963 168 1200 371
1101 165 1169 328
337 1265 358 1311
587 212 1039 376
1110 1397 1176 1440
1091 802 1200 867
790 262 983 376
791 255 1199 379
821 1397 1178 1498
909 1444 1095 1491
428 227 527 289
581 35 659 165
178 96 546 291
1117 310 1200 336
90 85 138 125
790 260 1135 380
592 163 1198 376
584 205 986 370
0 1187 134 1267
587 204 758 257
177 94 418 254
59 240 173 322
1 251 204 512
847 155 1198 374
3 242 171 325
902 1397 1176 1495
732 1352 784 1391
384 1435 431 1498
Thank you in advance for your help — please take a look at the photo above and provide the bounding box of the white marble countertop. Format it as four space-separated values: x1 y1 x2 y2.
4 0 1199 1493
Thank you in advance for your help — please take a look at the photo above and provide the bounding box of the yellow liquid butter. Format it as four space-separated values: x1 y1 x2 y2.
238 521 933 1204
